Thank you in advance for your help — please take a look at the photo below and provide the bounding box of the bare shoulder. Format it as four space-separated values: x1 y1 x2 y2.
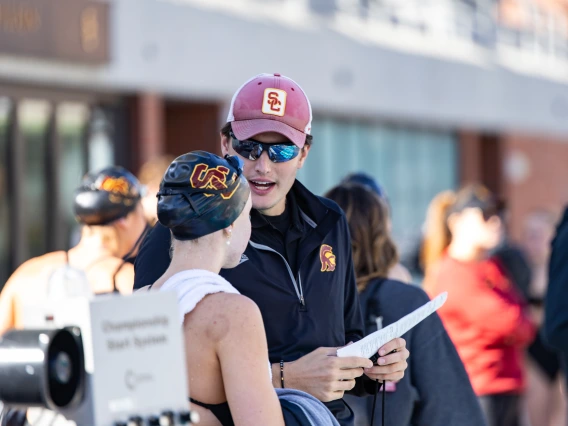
6 252 66 286
186 293 263 343
15 252 66 275
201 292 261 321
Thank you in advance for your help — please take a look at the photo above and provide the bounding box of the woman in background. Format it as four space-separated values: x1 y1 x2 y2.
340 172 412 283
325 182 485 426
422 184 536 426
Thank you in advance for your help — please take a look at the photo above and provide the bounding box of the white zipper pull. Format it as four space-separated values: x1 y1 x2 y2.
375 316 383 331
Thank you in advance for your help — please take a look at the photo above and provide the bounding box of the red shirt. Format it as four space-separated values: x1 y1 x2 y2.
426 254 536 396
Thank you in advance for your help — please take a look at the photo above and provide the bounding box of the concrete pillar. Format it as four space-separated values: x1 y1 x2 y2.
459 131 483 185
131 92 165 172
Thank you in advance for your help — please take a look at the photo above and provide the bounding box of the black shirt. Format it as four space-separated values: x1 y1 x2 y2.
250 192 303 274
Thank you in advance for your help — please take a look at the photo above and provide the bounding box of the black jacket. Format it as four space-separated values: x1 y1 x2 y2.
134 180 371 425
544 206 568 383
344 278 487 426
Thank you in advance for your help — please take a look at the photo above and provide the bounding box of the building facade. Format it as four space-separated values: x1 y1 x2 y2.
1 0 568 284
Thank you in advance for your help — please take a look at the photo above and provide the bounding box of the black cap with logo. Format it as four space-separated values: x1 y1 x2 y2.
74 166 143 226
157 151 250 241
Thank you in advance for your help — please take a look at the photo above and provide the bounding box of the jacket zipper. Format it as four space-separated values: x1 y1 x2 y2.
249 241 306 309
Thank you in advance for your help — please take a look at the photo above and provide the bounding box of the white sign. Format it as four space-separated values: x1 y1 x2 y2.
88 292 189 425
337 292 448 358
49 291 189 425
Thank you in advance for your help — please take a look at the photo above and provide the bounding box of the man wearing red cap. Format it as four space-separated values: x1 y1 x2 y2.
134 73 409 425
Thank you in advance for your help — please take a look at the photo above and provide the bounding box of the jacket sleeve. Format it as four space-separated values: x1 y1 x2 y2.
133 223 173 289
544 207 568 353
409 290 488 426
443 269 535 347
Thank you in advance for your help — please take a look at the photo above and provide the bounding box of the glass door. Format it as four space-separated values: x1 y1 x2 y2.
0 86 123 290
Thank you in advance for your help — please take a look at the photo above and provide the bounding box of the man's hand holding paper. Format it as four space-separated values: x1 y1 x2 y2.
361 337 409 382
338 292 448 384
279 293 446 402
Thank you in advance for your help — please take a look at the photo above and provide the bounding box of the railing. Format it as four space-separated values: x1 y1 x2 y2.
166 0 568 62
333 0 568 60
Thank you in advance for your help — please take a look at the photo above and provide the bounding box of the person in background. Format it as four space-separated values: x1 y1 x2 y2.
485 204 564 426
325 183 486 426
521 210 566 426
0 166 147 336
489 202 532 301
340 172 412 283
544 204 568 398
522 210 559 311
422 184 536 426
420 190 455 275
137 154 175 225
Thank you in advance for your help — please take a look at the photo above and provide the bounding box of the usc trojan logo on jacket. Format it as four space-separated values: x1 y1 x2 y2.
190 164 239 199
320 244 336 272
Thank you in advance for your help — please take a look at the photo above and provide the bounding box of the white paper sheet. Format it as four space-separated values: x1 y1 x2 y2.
337 292 448 358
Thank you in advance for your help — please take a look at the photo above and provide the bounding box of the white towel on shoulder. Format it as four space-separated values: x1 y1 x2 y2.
158 269 272 380
159 269 240 325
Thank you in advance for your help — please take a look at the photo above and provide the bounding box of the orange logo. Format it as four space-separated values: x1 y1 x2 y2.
262 88 287 117
320 244 336 272
100 177 130 196
190 164 239 200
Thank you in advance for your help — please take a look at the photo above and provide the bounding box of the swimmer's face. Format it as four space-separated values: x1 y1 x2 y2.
224 194 253 268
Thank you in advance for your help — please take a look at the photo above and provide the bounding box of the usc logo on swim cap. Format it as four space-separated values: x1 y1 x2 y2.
262 88 287 117
190 164 239 200
320 244 336 272
100 177 130 196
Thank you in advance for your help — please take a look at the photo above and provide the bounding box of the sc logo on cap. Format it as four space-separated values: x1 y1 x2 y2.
262 88 287 117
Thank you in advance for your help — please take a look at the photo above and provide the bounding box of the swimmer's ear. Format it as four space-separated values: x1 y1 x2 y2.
222 225 233 246
223 225 233 238
114 217 128 229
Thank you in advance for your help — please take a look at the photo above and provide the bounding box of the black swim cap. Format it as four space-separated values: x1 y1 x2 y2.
74 166 143 226
157 151 250 241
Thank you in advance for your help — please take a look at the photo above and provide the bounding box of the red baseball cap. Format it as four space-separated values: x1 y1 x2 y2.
227 73 313 148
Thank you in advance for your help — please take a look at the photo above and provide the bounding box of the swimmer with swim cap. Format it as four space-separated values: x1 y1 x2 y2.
0 166 147 335
145 151 289 426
